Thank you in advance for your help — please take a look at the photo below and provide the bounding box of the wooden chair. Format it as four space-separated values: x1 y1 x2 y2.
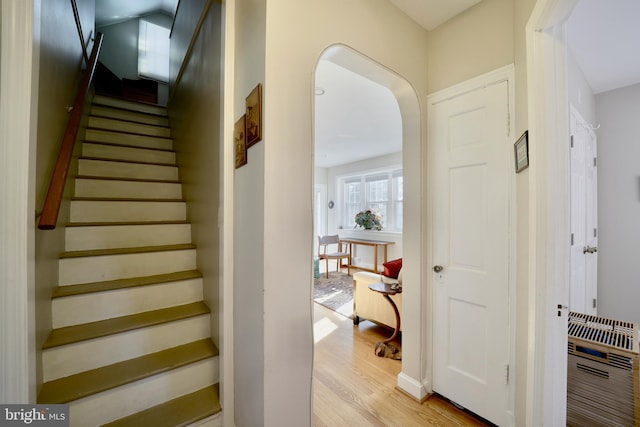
318 235 351 278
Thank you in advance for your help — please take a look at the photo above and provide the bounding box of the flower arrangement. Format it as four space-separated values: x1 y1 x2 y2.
354 209 383 231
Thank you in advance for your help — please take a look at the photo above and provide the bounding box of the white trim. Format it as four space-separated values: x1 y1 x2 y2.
221 0 235 425
0 0 39 403
426 64 516 424
525 0 576 424
396 372 428 401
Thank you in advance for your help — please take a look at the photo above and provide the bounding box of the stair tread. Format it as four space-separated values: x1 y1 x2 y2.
87 127 172 141
79 156 177 167
38 339 218 404
90 115 171 130
61 243 196 259
84 140 175 152
103 384 221 427
72 197 185 202
53 270 203 298
43 301 210 349
66 220 189 227
76 175 181 184
93 96 168 117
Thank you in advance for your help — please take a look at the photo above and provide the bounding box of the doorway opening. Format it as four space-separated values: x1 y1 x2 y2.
311 44 428 406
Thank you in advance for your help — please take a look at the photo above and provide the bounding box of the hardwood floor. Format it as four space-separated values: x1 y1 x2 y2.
313 302 491 426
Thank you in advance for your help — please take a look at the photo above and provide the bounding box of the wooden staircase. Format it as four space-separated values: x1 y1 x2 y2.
38 95 221 426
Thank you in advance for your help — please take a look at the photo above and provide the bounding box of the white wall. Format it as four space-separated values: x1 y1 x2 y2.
595 83 640 325
567 49 596 125
98 12 172 105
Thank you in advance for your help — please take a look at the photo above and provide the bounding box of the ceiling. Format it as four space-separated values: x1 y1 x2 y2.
389 0 482 30
95 1 637 167
95 0 178 27
567 0 640 94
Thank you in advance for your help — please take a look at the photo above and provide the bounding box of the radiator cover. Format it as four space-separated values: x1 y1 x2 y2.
567 311 639 426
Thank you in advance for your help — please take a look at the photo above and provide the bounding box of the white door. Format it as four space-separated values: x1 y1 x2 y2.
430 80 511 426
569 108 598 314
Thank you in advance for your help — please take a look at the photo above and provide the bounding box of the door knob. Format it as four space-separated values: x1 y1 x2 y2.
583 246 598 254
433 265 444 273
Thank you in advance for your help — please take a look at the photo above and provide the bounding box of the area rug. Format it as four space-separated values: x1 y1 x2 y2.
313 272 354 319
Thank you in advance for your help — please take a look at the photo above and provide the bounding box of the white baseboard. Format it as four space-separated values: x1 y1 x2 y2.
397 372 429 401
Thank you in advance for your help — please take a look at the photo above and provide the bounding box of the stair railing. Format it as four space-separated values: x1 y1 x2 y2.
38 32 103 230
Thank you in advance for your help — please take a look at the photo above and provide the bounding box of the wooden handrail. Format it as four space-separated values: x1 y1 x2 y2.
38 32 103 230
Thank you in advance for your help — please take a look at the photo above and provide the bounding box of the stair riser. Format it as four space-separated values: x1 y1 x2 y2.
91 105 169 127
74 179 182 200
85 129 173 151
93 95 167 116
59 249 197 286
78 159 178 181
52 278 204 328
42 315 211 382
69 358 218 426
89 117 171 138
70 201 186 223
65 224 191 251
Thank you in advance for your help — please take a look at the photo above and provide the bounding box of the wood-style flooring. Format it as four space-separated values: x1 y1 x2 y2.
313 302 491 426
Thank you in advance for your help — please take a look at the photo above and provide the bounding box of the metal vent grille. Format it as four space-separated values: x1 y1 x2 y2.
568 311 638 354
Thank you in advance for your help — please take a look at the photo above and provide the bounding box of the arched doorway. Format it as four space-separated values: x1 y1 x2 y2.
311 44 427 401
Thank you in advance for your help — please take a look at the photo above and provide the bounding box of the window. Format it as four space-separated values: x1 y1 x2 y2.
138 20 170 83
339 168 403 232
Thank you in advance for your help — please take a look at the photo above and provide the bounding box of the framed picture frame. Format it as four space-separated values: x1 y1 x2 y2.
234 115 247 169
514 130 529 173
245 83 262 147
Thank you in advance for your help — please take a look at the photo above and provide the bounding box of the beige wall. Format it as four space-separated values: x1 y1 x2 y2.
426 0 514 94
34 0 95 395
261 1 427 425
168 0 223 360
233 0 267 424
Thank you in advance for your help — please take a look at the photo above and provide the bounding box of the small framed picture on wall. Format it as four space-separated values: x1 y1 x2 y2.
245 83 263 147
514 130 529 173
235 115 247 169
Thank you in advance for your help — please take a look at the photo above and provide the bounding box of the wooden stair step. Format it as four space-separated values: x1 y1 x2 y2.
91 105 170 127
83 138 174 152
93 95 168 117
76 175 180 184
66 220 189 227
38 339 218 404
80 156 177 167
60 243 196 259
103 384 221 427
52 270 203 298
71 196 185 202
43 301 210 349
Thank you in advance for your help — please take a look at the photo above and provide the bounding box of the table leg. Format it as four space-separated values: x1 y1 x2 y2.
374 245 379 273
374 294 401 359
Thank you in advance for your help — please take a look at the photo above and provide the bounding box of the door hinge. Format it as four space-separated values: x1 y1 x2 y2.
571 233 574 246
593 298 597 309
570 135 574 148
504 364 510 385
594 228 597 238
507 111 511 136
594 157 597 167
